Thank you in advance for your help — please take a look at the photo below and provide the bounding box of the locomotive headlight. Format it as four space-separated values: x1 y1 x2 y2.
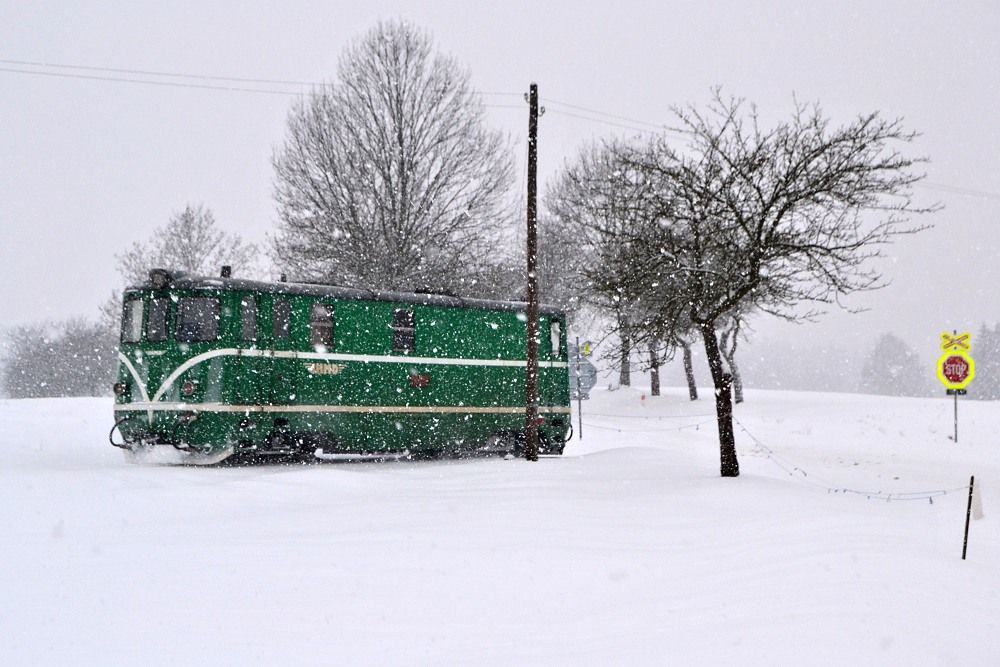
113 382 127 396
181 381 197 396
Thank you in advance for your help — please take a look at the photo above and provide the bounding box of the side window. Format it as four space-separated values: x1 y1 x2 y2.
147 297 170 342
273 299 291 341
550 319 562 359
121 298 143 343
392 309 415 353
176 297 221 342
310 303 335 348
241 296 258 342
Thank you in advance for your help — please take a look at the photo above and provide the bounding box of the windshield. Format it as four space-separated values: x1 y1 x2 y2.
176 297 221 342
121 297 143 343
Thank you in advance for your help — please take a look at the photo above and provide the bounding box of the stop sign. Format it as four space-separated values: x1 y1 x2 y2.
937 352 975 390
942 355 970 383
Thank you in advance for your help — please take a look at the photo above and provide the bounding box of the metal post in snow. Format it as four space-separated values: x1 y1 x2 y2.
576 336 583 440
954 391 959 443
962 475 975 560
953 329 959 443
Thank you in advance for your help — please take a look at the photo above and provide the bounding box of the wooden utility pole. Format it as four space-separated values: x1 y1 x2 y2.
524 83 540 462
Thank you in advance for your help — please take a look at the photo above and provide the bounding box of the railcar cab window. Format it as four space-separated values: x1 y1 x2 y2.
147 297 170 342
176 297 221 342
392 309 415 353
241 297 258 342
121 297 143 343
273 299 291 340
310 303 335 349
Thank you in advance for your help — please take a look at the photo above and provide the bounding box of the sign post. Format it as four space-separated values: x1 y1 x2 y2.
571 339 596 440
937 331 976 442
575 337 583 439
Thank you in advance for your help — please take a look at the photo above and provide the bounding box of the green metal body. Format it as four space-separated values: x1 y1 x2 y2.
113 272 571 460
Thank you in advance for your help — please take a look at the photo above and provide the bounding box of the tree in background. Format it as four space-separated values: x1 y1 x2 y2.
114 203 259 286
619 91 933 476
719 314 746 404
536 213 588 317
679 337 699 401
859 332 927 397
272 20 515 297
972 323 1000 400
546 139 665 388
2 204 257 399
100 203 260 329
1 319 116 398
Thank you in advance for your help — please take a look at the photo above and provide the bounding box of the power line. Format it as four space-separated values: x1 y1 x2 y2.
545 97 676 132
919 181 1000 202
4 59 1000 201
544 108 665 135
0 65 302 96
0 57 320 87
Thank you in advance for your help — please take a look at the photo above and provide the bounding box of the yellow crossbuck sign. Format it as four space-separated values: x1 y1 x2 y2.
941 332 972 351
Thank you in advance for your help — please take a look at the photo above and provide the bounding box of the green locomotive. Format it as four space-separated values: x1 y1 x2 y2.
111 269 571 463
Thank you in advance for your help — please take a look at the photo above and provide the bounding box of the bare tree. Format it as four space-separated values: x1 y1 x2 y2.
1 319 116 398
101 203 260 333
536 213 588 316
629 91 935 476
115 203 260 285
271 20 515 295
678 336 699 401
546 140 665 388
718 313 746 404
642 338 675 397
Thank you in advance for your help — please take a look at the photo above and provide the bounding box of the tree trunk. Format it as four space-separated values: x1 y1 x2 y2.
731 364 744 404
700 323 740 477
649 345 660 397
682 343 698 401
720 328 744 404
618 316 631 387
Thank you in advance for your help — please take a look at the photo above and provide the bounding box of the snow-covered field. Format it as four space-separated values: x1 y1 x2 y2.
2 388 997 665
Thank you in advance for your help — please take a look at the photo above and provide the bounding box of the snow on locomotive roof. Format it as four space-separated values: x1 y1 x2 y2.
126 269 563 315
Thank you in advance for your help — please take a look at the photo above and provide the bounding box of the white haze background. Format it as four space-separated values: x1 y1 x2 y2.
1 1 999 390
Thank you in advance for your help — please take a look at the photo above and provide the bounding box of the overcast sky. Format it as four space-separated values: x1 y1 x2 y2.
2 1 998 368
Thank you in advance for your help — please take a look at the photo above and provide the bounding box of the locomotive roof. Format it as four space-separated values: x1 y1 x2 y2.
126 270 564 316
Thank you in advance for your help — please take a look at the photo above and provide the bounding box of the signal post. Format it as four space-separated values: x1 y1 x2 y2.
937 331 976 443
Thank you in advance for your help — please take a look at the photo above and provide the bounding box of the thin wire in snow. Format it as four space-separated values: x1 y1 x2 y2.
585 411 717 420
584 418 716 433
733 417 970 504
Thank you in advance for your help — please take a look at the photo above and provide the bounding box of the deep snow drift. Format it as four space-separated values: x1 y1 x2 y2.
1 388 997 665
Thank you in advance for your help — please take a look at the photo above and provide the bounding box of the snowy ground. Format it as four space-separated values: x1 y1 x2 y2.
2 387 998 665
